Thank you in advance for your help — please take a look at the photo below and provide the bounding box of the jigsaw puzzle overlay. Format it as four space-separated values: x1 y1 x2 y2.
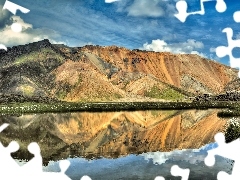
0 0 238 179
154 165 190 180
175 0 240 78
0 0 30 51
204 131 240 179
0 123 92 179
174 0 227 23
164 0 240 179
0 1 93 179
215 27 240 78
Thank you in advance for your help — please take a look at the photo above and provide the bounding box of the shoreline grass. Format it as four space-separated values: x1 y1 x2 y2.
217 109 240 117
0 101 238 116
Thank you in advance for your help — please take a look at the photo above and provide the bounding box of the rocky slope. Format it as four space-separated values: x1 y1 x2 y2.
0 39 238 102
76 45 236 94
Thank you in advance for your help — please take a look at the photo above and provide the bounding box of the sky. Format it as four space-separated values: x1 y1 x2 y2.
0 0 240 66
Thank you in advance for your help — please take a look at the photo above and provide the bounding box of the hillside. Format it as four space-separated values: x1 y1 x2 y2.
0 39 238 102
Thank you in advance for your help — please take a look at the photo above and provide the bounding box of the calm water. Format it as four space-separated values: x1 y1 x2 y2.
0 109 234 179
42 143 232 180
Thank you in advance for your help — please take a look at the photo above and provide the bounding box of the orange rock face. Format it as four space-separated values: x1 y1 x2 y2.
53 45 238 102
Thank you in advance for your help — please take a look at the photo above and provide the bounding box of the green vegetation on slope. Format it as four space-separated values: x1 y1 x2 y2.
144 85 185 101
21 84 35 97
56 89 68 99
14 48 64 65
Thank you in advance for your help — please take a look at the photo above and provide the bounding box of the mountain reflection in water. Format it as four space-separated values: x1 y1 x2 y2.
0 109 231 179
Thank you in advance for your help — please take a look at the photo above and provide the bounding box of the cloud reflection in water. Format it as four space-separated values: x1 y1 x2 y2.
41 143 232 180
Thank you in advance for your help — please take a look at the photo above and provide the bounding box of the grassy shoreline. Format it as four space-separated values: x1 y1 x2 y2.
0 101 238 116
1 101 240 153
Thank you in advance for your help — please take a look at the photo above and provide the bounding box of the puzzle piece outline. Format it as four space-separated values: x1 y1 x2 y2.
215 27 240 78
0 123 92 179
0 0 238 179
3 0 30 15
174 0 227 23
155 164 190 180
0 1 93 178
204 132 240 179
0 0 31 51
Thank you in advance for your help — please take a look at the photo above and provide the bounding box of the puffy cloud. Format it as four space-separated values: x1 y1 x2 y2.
0 15 65 47
143 39 171 52
0 0 66 47
142 39 205 56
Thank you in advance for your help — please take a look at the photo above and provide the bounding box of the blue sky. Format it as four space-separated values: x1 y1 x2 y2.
1 0 240 66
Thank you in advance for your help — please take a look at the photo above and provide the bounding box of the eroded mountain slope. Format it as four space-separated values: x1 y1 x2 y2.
0 39 238 102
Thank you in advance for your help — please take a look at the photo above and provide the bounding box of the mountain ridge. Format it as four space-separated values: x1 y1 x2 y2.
0 39 238 102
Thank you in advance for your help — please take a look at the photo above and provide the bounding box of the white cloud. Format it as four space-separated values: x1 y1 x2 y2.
141 143 218 165
127 0 164 17
0 16 65 47
105 0 120 3
142 39 171 52
142 39 205 56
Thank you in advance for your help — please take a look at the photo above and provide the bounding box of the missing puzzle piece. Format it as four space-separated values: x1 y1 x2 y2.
204 132 240 179
0 140 22 178
175 0 227 22
0 44 7 51
215 27 240 78
3 0 30 15
0 123 92 179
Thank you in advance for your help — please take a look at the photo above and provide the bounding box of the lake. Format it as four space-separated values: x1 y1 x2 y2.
0 109 234 179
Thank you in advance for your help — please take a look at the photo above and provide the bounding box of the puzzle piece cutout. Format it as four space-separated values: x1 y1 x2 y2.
0 44 7 51
0 140 20 176
0 123 91 179
154 165 190 180
174 0 227 22
233 11 240 23
174 0 240 77
3 0 30 15
215 27 240 78
0 0 30 51
204 132 240 179
0 123 9 132
3 0 30 32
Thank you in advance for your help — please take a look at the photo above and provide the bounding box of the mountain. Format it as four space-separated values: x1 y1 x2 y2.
0 39 238 102
0 110 226 163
